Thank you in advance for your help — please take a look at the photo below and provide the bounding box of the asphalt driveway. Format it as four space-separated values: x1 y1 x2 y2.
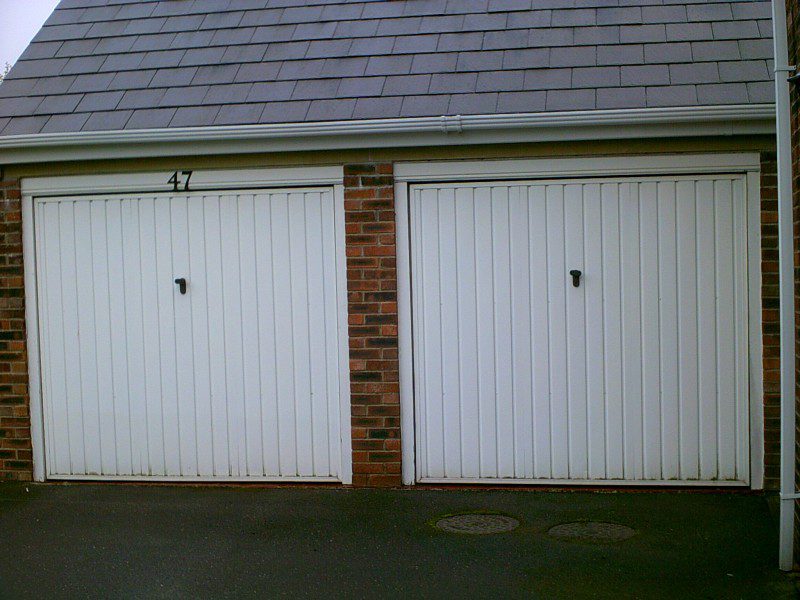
0 483 795 599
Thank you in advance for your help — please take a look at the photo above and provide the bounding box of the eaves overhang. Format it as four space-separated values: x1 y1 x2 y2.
0 104 776 165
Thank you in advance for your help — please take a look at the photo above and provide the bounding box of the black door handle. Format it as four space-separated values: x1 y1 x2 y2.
174 278 187 294
569 270 582 287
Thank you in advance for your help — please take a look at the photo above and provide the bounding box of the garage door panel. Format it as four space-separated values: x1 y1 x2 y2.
37 187 347 481
411 175 749 483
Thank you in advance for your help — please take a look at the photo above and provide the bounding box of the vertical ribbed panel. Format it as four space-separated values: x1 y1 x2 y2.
36 188 346 480
410 175 749 483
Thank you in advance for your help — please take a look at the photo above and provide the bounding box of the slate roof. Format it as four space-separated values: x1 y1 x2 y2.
0 0 775 136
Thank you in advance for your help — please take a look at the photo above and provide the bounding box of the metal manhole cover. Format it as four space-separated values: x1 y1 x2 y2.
435 513 520 534
547 521 636 543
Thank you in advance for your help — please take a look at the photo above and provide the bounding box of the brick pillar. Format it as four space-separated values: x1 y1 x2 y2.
0 177 32 481
761 152 781 490
343 163 401 487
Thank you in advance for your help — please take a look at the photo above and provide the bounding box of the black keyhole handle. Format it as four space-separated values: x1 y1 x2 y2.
174 278 187 294
569 270 582 287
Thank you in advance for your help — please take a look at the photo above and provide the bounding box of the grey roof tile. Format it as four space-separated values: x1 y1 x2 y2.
247 81 297 102
34 94 83 115
448 92 498 114
170 105 221 127
523 68 572 90
457 51 505 72
696 82 749 104
400 94 451 116
69 73 116 93
550 46 597 68
430 72 478 94
692 41 741 61
747 81 774 103
573 26 619 45
644 42 692 63
118 89 166 110
596 86 646 108
621 64 670 86
40 113 90 133
204 83 254 105
75 91 124 112
718 59 770 82
337 76 386 98
367 55 414 76
0 0 779 135
160 86 209 107
545 88 596 110
189 64 240 86
125 107 177 129
213 103 264 125
1 115 50 135
259 100 310 123
306 98 357 121
383 74 430 95
496 90 546 113
353 96 404 119
292 79 340 100
149 67 197 88
573 66 620 88
82 109 132 131
476 70 524 92
597 44 643 66
645 84 698 107
711 20 761 40
410 53 456 74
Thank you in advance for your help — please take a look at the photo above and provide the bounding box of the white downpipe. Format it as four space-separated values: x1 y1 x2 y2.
772 0 797 572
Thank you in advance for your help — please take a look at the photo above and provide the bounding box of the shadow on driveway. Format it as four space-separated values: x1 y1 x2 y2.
0 484 795 599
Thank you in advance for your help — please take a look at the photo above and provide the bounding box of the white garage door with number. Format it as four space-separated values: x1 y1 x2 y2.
410 175 750 484
35 187 350 481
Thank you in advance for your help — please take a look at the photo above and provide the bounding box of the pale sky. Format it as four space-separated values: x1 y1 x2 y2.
1 0 62 69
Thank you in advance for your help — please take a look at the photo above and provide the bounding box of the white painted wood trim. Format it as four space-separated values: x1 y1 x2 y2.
21 166 344 197
0 105 774 164
395 153 762 182
395 181 416 486
47 475 341 483
747 169 765 490
333 183 353 485
22 194 46 482
417 478 749 487
395 155 765 487
24 173 352 484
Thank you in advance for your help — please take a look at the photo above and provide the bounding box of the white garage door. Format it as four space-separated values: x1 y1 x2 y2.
410 175 750 484
35 188 350 481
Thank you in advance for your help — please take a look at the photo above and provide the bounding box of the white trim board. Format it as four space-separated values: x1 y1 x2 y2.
396 155 764 487
394 153 762 182
0 105 774 164
21 166 344 197
23 174 352 484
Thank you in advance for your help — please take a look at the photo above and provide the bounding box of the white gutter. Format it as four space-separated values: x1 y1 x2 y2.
0 104 775 164
772 0 797 572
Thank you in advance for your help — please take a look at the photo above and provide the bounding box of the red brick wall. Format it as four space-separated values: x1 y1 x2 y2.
762 152 781 489
343 163 402 487
0 177 31 481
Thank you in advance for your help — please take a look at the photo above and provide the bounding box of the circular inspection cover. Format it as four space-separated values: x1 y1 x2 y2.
547 521 636 543
435 513 520 535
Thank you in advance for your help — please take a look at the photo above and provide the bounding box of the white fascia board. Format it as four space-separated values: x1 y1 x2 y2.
0 104 776 165
22 165 343 196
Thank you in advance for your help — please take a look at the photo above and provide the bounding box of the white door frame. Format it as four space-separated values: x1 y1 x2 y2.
22 166 352 483
395 153 764 487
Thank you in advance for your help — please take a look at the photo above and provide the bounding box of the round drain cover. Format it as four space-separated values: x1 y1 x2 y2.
547 521 636 543
435 513 519 534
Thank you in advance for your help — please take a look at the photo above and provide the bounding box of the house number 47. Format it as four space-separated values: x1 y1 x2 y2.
168 170 193 192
